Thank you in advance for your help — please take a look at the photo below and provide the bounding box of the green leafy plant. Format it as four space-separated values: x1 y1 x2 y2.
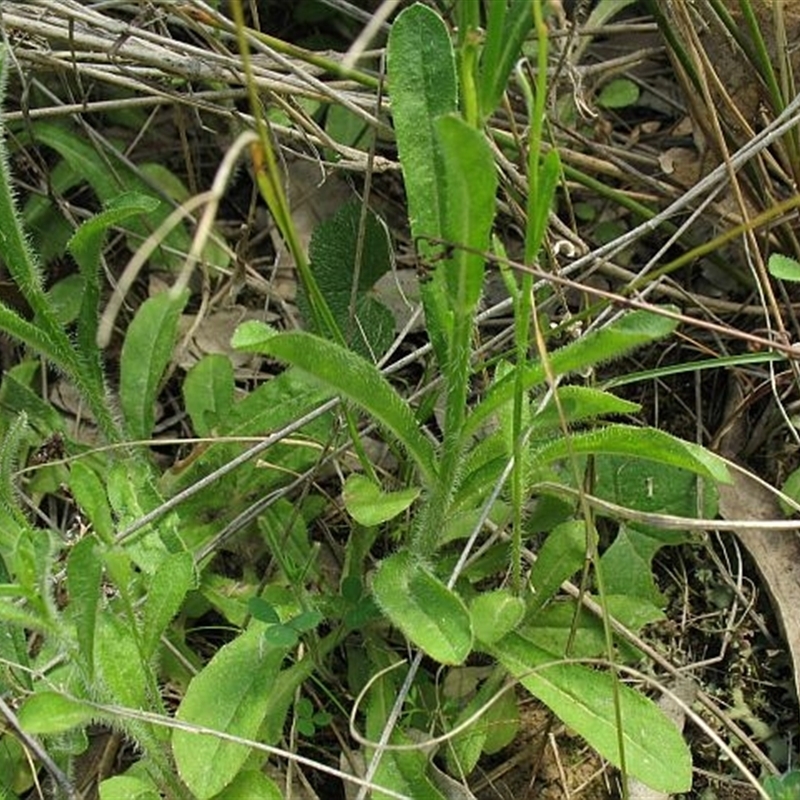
227 3 731 796
1 2 775 798
596 77 641 109
0 40 334 799
17 120 228 273
763 770 800 800
768 252 800 282
299 200 395 360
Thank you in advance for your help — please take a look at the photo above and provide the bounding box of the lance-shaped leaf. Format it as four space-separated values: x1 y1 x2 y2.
172 626 290 799
489 632 692 793
120 290 189 440
372 551 473 665
387 2 458 367
232 323 437 486
532 424 730 484
466 309 678 439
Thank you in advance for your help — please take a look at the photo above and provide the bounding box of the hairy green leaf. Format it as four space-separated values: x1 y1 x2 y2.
470 590 525 645
120 290 189 440
372 551 473 665
387 2 457 366
212 770 282 800
343 474 420 526
95 615 147 711
594 454 716 603
0 304 70 372
533 424 730 484
527 521 586 616
107 460 175 570
173 626 290 799
69 462 114 542
99 774 161 800
0 412 32 533
69 193 159 421
530 386 640 433
466 309 678 439
0 59 47 316
142 551 195 659
69 193 159 277
435 115 497 315
302 201 394 358
66 537 103 680
18 692 95 735
0 84 89 391
387 4 456 250
0 363 63 433
232 325 437 485
490 632 692 792
183 354 235 436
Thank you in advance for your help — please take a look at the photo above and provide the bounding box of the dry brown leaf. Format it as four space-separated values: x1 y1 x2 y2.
658 147 702 187
371 268 422 332
270 155 354 269
176 306 277 371
626 678 697 800
716 383 800 704
716 469 800 704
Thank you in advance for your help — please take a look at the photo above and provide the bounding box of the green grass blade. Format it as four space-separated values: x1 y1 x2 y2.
479 0 535 121
527 149 560 264
601 350 783 389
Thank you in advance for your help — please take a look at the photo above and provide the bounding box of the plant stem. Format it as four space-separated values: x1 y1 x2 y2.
0 54 120 442
410 267 476 556
510 0 550 595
